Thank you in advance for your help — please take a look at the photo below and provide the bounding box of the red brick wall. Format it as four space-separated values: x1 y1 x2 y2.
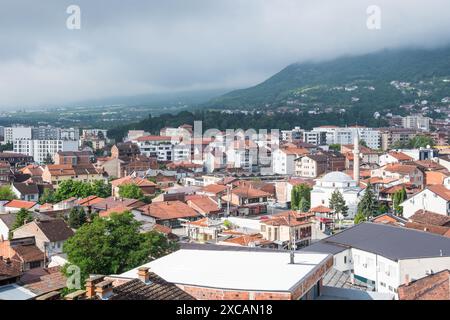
177 284 292 300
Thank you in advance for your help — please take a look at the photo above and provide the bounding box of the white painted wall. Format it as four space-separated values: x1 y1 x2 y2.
401 188 450 218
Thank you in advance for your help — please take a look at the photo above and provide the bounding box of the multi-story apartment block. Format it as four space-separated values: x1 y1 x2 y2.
378 128 418 151
14 140 79 164
281 127 304 143
134 135 175 161
302 131 326 146
402 115 431 131
312 126 380 149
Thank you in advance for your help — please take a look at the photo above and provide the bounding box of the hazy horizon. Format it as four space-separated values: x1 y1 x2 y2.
1 0 450 109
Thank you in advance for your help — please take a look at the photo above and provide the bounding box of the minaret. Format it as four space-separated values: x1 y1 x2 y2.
353 130 360 185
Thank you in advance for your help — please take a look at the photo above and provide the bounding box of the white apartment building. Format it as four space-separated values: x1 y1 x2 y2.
81 129 108 139
312 127 380 149
402 115 431 131
302 223 450 299
303 131 326 146
272 147 308 175
134 135 176 161
4 127 32 144
13 140 79 164
400 184 450 219
281 127 304 142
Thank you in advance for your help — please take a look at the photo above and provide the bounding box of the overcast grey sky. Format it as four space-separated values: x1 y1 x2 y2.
0 0 449 108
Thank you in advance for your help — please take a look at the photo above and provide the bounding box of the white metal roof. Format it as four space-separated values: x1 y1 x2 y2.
120 249 329 292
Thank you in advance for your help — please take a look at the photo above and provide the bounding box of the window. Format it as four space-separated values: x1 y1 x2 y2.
380 282 386 288
344 256 347 264
29 261 42 269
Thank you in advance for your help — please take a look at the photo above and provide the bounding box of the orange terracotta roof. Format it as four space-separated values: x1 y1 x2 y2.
427 185 450 201
384 164 419 174
139 201 200 220
202 184 228 195
398 270 450 300
111 176 156 188
99 205 131 218
136 135 172 142
187 196 221 215
151 224 173 235
262 211 314 227
281 147 309 155
166 162 202 169
77 196 105 206
231 186 271 199
388 151 413 161
309 205 332 213
222 234 271 246
5 199 37 209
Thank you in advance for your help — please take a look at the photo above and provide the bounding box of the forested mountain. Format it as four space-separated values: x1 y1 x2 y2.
206 46 450 112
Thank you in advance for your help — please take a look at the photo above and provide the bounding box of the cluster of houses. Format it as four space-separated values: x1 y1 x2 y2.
0 124 449 300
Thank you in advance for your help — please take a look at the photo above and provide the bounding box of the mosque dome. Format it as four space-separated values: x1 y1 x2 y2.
320 171 354 183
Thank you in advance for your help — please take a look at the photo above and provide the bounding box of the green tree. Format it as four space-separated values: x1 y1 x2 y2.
0 186 17 201
67 207 87 229
291 184 312 210
118 184 144 199
43 153 54 165
329 144 341 152
12 209 33 230
298 197 311 212
392 187 407 215
354 211 367 224
408 135 435 149
39 188 57 204
357 183 379 219
63 212 177 282
91 180 111 198
329 190 349 219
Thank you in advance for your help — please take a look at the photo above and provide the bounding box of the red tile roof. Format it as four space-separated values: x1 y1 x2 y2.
427 185 450 201
139 201 200 220
231 186 271 199
99 205 132 218
309 205 332 213
5 199 37 209
202 184 228 195
187 196 221 215
111 176 156 188
262 211 314 227
384 164 419 175
77 196 105 206
398 270 450 300
136 135 172 142
388 151 413 161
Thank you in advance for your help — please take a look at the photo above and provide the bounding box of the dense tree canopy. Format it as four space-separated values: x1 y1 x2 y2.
12 209 33 230
0 186 17 201
63 212 178 281
118 184 144 200
39 180 111 204
67 207 87 229
291 184 312 211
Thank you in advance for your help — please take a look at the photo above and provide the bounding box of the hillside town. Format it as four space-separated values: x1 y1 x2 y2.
0 118 449 301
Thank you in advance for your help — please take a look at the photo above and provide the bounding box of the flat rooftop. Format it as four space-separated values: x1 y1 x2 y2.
120 248 330 292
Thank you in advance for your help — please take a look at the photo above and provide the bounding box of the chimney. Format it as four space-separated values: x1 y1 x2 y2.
404 274 410 286
138 267 151 284
95 280 114 300
85 275 105 298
